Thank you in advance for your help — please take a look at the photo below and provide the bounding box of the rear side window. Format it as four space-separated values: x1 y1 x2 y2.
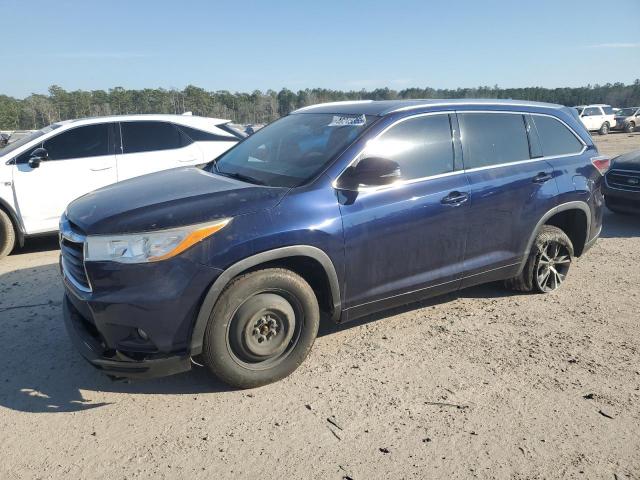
44 124 110 160
121 121 184 154
362 114 454 180
602 106 614 115
458 113 530 169
533 115 583 157
179 125 237 142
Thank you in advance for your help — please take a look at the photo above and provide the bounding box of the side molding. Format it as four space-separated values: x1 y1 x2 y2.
518 201 592 273
189 245 342 355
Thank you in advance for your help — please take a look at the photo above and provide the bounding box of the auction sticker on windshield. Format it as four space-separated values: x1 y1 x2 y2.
328 114 367 127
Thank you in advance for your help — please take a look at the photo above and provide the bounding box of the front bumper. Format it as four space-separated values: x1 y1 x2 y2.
60 247 224 380
64 294 192 379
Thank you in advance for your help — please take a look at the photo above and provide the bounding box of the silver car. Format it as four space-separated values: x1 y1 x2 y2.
614 107 640 133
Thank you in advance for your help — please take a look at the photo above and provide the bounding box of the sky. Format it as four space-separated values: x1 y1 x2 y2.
0 0 639 98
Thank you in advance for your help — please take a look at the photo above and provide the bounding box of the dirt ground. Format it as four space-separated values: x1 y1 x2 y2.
1 132 639 480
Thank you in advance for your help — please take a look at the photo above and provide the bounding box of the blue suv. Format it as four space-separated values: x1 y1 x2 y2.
61 99 608 387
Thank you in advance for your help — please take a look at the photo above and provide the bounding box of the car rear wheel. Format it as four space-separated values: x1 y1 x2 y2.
0 209 16 260
505 225 574 294
599 122 610 135
202 268 319 388
625 121 636 134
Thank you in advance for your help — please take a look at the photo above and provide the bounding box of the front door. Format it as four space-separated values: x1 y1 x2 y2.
12 123 117 234
339 113 469 318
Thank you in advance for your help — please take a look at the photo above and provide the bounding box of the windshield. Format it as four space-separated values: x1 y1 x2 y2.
209 113 375 187
573 107 584 116
617 108 637 116
0 124 61 157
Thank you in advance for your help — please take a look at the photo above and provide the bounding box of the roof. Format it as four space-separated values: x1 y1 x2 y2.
57 114 231 130
292 99 567 116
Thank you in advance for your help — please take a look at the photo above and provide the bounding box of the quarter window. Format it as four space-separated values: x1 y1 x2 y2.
361 114 454 180
458 113 530 169
43 124 110 161
533 115 583 157
121 122 185 154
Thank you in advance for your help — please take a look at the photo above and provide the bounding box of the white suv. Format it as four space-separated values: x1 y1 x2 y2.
0 114 242 258
573 104 616 135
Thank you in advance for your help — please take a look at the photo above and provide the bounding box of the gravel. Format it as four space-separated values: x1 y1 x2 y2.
0 132 638 479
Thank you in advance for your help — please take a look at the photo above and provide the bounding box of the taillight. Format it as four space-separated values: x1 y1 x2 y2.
590 156 611 175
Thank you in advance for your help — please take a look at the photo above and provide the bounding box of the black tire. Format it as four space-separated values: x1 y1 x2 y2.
505 225 574 294
599 122 610 135
202 268 320 388
624 121 636 134
0 209 16 260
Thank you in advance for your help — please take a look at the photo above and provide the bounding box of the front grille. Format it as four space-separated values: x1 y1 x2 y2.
60 218 91 292
606 169 640 192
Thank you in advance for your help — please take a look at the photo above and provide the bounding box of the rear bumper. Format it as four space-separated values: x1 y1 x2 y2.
64 294 192 379
603 184 640 214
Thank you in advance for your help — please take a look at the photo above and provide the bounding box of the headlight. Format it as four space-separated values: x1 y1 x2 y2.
85 218 230 263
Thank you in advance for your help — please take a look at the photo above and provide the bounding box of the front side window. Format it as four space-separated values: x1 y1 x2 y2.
584 107 600 116
43 124 110 160
533 115 583 157
458 113 530 169
121 121 185 154
358 114 454 180
212 113 375 187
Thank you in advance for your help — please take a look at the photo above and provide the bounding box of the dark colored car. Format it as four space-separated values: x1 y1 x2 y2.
603 149 640 214
61 99 608 388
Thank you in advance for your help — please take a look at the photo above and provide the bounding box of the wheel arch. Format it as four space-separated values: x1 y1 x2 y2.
0 197 25 247
189 245 341 355
518 201 591 273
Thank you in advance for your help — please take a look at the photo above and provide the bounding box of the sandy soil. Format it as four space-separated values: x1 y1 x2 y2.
0 132 639 479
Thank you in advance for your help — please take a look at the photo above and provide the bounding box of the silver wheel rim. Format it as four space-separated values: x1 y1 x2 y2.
536 241 571 292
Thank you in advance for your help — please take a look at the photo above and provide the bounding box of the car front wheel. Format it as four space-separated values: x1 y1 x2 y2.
0 209 16 260
202 268 320 388
625 121 636 133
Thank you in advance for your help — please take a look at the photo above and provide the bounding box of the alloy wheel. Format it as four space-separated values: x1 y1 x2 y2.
536 241 571 292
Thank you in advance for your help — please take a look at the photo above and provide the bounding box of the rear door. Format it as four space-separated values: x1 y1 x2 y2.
458 111 558 287
12 123 117 234
116 121 204 180
582 107 601 130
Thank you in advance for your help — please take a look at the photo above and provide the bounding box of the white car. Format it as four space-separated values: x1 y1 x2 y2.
573 104 616 135
0 114 242 258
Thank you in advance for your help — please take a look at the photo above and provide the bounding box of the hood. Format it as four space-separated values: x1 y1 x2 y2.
611 149 640 171
66 167 288 235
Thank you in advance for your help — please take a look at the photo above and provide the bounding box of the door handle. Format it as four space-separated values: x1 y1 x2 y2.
90 166 113 172
441 191 469 206
533 172 553 184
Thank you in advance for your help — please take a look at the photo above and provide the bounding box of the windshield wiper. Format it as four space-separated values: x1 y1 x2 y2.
218 171 266 185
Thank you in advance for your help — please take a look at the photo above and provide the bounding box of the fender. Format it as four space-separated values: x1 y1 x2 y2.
189 245 342 355
517 200 592 273
0 197 25 247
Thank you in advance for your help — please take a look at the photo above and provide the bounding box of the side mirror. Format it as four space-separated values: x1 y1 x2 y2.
28 147 48 169
336 156 401 190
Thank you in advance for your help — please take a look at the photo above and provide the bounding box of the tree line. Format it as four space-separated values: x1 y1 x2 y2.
1 80 639 130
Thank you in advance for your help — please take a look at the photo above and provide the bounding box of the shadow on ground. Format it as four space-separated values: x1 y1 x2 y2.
600 208 640 239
